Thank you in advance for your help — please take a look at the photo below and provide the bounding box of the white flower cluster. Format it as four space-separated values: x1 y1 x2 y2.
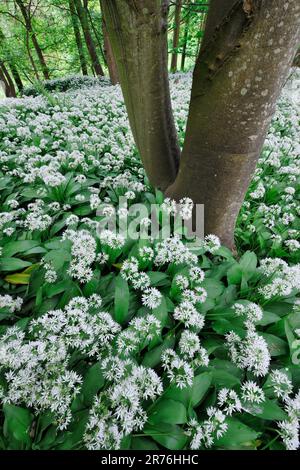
258 258 300 299
0 295 120 428
84 359 163 450
0 294 23 313
226 328 270 377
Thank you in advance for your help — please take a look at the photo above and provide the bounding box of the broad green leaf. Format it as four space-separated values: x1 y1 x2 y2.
131 437 159 450
143 423 187 450
201 278 224 298
215 418 260 449
244 398 287 421
4 272 31 284
2 240 40 257
260 333 288 356
142 335 175 368
0 257 32 272
190 372 212 407
81 363 105 405
114 274 130 324
3 404 33 447
148 399 187 425
239 251 257 279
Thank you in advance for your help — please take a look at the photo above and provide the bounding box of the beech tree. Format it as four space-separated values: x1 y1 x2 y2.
102 0 300 249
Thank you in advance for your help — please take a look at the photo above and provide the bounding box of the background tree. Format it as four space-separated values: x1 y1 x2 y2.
102 0 300 249
170 0 182 72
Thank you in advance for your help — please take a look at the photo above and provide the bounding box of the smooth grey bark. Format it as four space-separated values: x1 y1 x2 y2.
103 0 300 248
167 0 300 248
15 0 50 80
101 0 180 190
73 0 104 76
69 0 88 75
171 0 182 72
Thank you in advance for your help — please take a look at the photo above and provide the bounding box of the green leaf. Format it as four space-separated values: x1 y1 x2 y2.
142 335 175 368
2 240 40 257
148 399 187 425
81 363 105 406
260 333 288 356
3 404 33 447
190 372 212 407
244 398 287 421
215 418 260 449
201 278 224 299
0 257 32 272
239 251 257 279
143 423 187 450
227 263 243 285
152 296 169 327
114 274 130 324
147 271 169 287
131 437 159 450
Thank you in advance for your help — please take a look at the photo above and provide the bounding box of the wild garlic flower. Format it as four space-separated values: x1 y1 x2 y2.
226 328 270 377
188 408 228 449
241 381 265 404
162 349 194 389
217 388 242 416
173 301 205 330
0 294 23 313
141 287 162 309
278 419 299 451
270 369 293 401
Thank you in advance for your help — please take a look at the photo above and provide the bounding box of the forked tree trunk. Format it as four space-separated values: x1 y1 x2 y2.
171 0 182 72
16 0 50 80
167 0 300 247
101 0 180 190
102 0 300 248
69 0 88 75
73 0 104 76
102 15 119 85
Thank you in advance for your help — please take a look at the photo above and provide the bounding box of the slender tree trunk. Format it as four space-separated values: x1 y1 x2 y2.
166 0 300 248
102 0 180 190
73 0 104 76
25 30 40 80
171 0 182 73
102 14 119 84
9 63 23 93
69 0 88 75
0 62 16 97
15 0 50 80
181 0 191 71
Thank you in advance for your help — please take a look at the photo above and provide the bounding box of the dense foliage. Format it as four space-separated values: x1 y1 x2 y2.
0 71 299 450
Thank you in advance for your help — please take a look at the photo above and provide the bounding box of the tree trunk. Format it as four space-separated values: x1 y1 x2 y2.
166 0 300 248
15 0 50 80
103 0 300 248
9 63 23 93
101 14 119 84
171 0 182 73
0 62 16 97
102 0 180 190
73 0 104 76
69 0 88 75
181 0 191 71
